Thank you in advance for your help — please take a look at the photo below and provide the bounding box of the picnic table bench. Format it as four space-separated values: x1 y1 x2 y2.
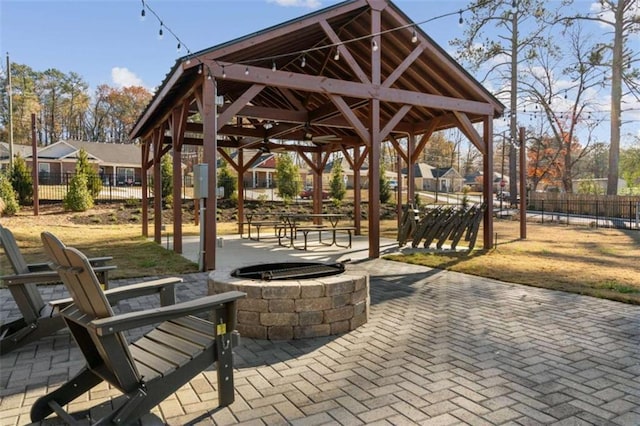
241 212 282 241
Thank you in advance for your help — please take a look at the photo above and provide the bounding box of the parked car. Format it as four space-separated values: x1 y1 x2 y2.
299 187 330 199
388 180 398 190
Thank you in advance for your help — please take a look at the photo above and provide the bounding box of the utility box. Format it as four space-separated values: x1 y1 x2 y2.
193 164 208 199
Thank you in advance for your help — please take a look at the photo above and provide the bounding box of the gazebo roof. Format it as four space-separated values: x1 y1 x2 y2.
130 0 504 151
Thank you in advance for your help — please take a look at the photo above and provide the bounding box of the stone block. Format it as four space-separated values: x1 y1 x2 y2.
324 306 354 323
332 294 351 308
295 297 332 312
238 310 260 324
261 312 299 326
293 324 331 339
299 311 324 326
353 300 367 316
351 288 368 304
350 312 368 329
330 320 350 334
269 299 295 313
237 298 269 313
237 323 267 340
324 280 355 296
233 284 262 298
268 326 294 340
262 283 301 299
300 283 325 298
352 274 369 291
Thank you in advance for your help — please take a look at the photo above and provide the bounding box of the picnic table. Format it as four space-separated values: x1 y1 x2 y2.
277 213 355 250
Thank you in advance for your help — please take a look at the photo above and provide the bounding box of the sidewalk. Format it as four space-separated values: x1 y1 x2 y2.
1 236 639 425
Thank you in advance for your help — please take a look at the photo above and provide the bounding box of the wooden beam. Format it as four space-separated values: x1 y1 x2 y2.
453 111 485 155
202 77 217 270
329 95 370 144
483 115 494 250
382 41 427 89
210 62 497 116
217 85 266 132
411 116 442 163
380 104 411 140
172 102 188 254
141 136 150 237
388 135 408 164
319 20 370 84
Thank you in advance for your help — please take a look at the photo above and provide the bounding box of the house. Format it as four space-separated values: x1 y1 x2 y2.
404 163 464 193
572 178 627 194
2 140 144 186
0 143 32 171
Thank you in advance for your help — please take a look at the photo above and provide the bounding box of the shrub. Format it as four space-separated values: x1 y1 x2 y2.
0 172 19 216
10 155 33 205
64 173 94 212
76 148 102 199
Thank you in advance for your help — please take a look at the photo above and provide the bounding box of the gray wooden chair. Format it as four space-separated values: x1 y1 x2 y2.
0 225 177 355
31 232 246 425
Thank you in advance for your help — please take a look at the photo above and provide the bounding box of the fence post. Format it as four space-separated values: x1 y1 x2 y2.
595 199 599 228
566 199 569 226
541 200 544 224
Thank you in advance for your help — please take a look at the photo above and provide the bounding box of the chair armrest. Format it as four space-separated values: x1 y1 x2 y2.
27 262 53 273
1 271 60 286
90 291 246 336
87 256 113 266
51 277 182 307
93 265 118 273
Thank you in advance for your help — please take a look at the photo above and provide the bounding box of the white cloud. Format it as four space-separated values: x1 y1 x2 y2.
266 0 321 8
111 67 144 88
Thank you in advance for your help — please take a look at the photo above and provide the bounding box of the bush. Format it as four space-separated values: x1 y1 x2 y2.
0 172 19 216
10 155 33 205
64 173 94 212
76 148 102 199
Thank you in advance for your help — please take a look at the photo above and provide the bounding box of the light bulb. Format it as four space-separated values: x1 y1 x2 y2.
272 61 276 72
176 42 181 52
301 55 306 68
198 65 202 74
186 58 191 65
222 66 226 79
372 40 378 51
158 24 164 40
334 49 340 61
245 66 249 75
411 29 418 44
140 8 146 21
458 11 464 26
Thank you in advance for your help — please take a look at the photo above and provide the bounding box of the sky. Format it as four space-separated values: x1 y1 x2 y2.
1 0 638 145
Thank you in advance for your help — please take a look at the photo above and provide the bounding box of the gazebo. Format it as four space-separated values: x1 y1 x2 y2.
129 0 505 270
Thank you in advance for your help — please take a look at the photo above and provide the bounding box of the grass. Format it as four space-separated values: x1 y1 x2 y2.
383 218 640 305
2 204 639 305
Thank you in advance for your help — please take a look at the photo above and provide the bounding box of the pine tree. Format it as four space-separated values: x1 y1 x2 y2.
9 154 33 206
329 158 346 201
63 172 93 212
76 148 102 199
0 172 19 215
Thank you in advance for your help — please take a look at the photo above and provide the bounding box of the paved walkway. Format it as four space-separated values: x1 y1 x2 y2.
1 236 639 425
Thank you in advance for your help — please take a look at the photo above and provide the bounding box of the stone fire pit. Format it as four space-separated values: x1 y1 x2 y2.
208 262 369 340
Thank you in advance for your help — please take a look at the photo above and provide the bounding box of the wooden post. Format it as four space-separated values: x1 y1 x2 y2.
202 77 217 271
31 113 39 216
519 126 527 239
483 116 494 250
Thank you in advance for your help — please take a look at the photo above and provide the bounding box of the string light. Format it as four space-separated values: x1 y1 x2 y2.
301 54 306 68
139 0 491 78
272 60 276 72
458 10 463 26
198 64 202 74
245 66 249 75
176 42 181 52
141 8 146 20
222 65 226 79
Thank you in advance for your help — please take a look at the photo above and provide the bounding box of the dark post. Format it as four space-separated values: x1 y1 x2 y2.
31 113 39 216
519 127 526 239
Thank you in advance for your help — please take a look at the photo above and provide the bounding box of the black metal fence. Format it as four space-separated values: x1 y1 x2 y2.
526 198 639 230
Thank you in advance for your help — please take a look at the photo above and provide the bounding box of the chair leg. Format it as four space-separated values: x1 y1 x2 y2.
1 315 66 356
31 368 102 422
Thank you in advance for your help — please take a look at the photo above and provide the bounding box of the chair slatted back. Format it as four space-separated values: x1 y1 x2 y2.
0 225 45 316
40 232 140 390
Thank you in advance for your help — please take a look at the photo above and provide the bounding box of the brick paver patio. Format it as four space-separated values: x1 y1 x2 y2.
1 258 639 425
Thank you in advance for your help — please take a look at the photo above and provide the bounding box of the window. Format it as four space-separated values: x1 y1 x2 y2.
117 168 135 186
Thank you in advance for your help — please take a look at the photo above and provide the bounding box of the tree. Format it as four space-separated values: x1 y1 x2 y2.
0 172 19 216
10 154 33 205
562 0 640 195
329 157 346 201
379 164 392 204
452 0 556 200
218 160 236 199
63 172 93 212
275 153 300 202
161 154 173 207
76 148 102 199
619 146 640 190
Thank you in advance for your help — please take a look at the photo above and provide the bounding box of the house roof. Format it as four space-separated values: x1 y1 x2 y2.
36 140 142 167
402 163 457 179
0 143 33 160
130 0 504 151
